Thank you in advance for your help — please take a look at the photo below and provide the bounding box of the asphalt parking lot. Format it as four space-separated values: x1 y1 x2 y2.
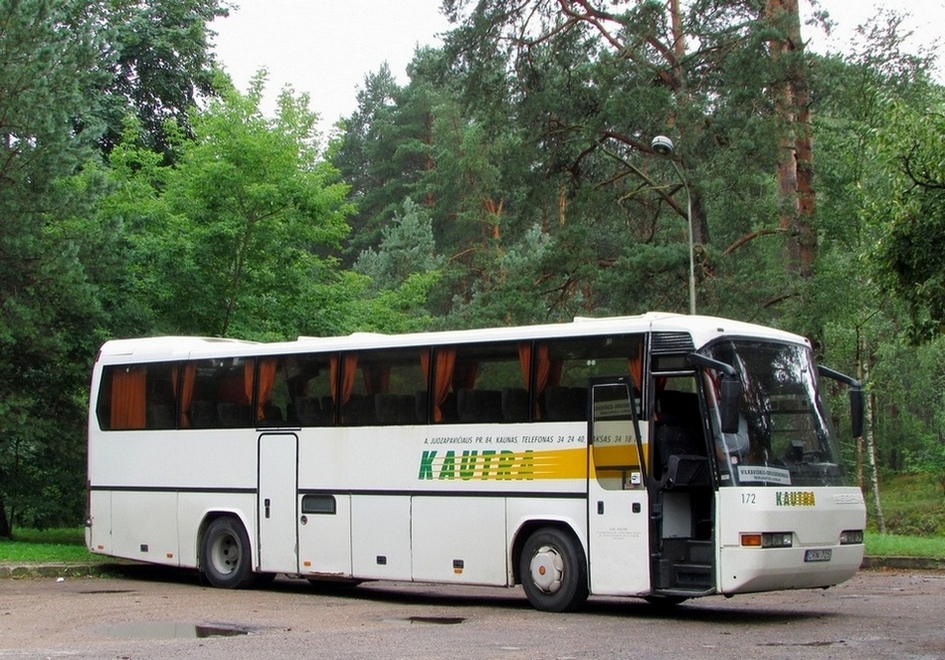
2 564 945 659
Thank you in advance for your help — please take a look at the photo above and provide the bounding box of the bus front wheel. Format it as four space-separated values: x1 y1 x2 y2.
519 527 588 612
200 516 255 589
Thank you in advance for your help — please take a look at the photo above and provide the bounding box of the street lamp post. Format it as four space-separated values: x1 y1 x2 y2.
651 135 696 315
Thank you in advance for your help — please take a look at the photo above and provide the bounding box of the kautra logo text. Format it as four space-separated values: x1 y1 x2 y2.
418 449 534 480
775 491 816 506
417 447 588 481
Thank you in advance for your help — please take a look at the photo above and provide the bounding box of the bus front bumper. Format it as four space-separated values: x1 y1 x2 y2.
718 544 864 594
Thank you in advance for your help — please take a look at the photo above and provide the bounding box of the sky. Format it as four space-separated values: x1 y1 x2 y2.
211 0 944 131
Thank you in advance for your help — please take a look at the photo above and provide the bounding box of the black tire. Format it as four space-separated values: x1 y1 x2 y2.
519 526 588 612
200 516 256 589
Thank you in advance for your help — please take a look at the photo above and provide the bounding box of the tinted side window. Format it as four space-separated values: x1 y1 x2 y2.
342 348 429 426
540 334 645 421
434 342 528 424
260 354 334 427
187 358 254 429
97 362 178 431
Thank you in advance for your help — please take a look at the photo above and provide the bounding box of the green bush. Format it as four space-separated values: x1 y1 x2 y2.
864 473 945 536
883 510 945 537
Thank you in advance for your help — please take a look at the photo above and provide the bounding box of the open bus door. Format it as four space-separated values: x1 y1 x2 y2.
648 375 717 599
586 376 651 596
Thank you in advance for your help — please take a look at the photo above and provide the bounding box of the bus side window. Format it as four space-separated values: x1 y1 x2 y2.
279 354 333 426
95 368 114 429
343 348 429 426
541 334 645 421
255 357 288 426
98 362 178 431
145 363 177 429
450 342 525 424
187 358 254 429
99 365 147 430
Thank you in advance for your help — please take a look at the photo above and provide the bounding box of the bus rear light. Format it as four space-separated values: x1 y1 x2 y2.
839 530 864 545
741 532 793 548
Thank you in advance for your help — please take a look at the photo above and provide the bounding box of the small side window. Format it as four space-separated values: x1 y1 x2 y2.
301 494 336 515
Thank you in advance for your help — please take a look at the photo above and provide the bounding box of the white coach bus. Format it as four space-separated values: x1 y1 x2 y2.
86 312 866 611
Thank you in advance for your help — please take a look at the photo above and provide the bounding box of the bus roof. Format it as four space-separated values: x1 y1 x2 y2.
95 313 808 365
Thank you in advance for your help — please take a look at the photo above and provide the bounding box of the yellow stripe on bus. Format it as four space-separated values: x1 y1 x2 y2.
417 447 587 481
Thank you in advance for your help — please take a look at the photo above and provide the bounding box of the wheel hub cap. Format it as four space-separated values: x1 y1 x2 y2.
529 544 564 593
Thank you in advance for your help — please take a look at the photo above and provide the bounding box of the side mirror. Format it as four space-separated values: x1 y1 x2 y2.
849 388 864 438
719 377 741 434
817 365 864 440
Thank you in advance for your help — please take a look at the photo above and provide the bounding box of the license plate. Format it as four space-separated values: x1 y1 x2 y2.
804 549 832 562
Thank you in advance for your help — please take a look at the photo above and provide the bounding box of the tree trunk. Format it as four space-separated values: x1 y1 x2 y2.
767 0 817 277
866 388 885 533
0 497 10 539
858 334 885 533
856 436 864 490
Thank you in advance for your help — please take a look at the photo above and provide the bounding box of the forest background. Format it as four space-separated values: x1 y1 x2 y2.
2 0 945 538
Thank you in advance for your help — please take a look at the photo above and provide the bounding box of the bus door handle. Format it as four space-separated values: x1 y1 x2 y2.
264 498 271 519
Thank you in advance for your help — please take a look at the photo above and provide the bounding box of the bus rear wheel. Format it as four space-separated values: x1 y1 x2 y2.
200 516 255 589
519 527 588 612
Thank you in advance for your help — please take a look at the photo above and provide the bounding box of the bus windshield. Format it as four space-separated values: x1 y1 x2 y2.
704 340 847 488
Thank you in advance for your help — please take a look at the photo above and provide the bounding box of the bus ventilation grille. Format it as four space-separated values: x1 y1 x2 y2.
651 332 695 355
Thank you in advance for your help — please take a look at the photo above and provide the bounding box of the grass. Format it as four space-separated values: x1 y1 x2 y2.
865 531 945 558
0 527 100 563
859 472 945 559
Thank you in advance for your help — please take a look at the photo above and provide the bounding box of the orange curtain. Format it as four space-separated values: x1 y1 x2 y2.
532 343 553 420
517 343 532 386
243 360 255 407
172 363 196 428
432 348 456 422
420 349 431 383
628 343 643 390
110 366 147 430
330 354 358 421
255 358 278 421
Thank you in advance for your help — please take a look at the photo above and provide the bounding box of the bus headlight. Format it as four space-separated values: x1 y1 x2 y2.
741 532 793 548
839 530 864 545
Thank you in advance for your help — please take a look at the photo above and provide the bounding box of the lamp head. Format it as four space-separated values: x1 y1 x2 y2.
651 135 675 156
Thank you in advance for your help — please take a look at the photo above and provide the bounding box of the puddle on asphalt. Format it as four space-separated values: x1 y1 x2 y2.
99 621 252 639
384 616 466 625
761 641 843 648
